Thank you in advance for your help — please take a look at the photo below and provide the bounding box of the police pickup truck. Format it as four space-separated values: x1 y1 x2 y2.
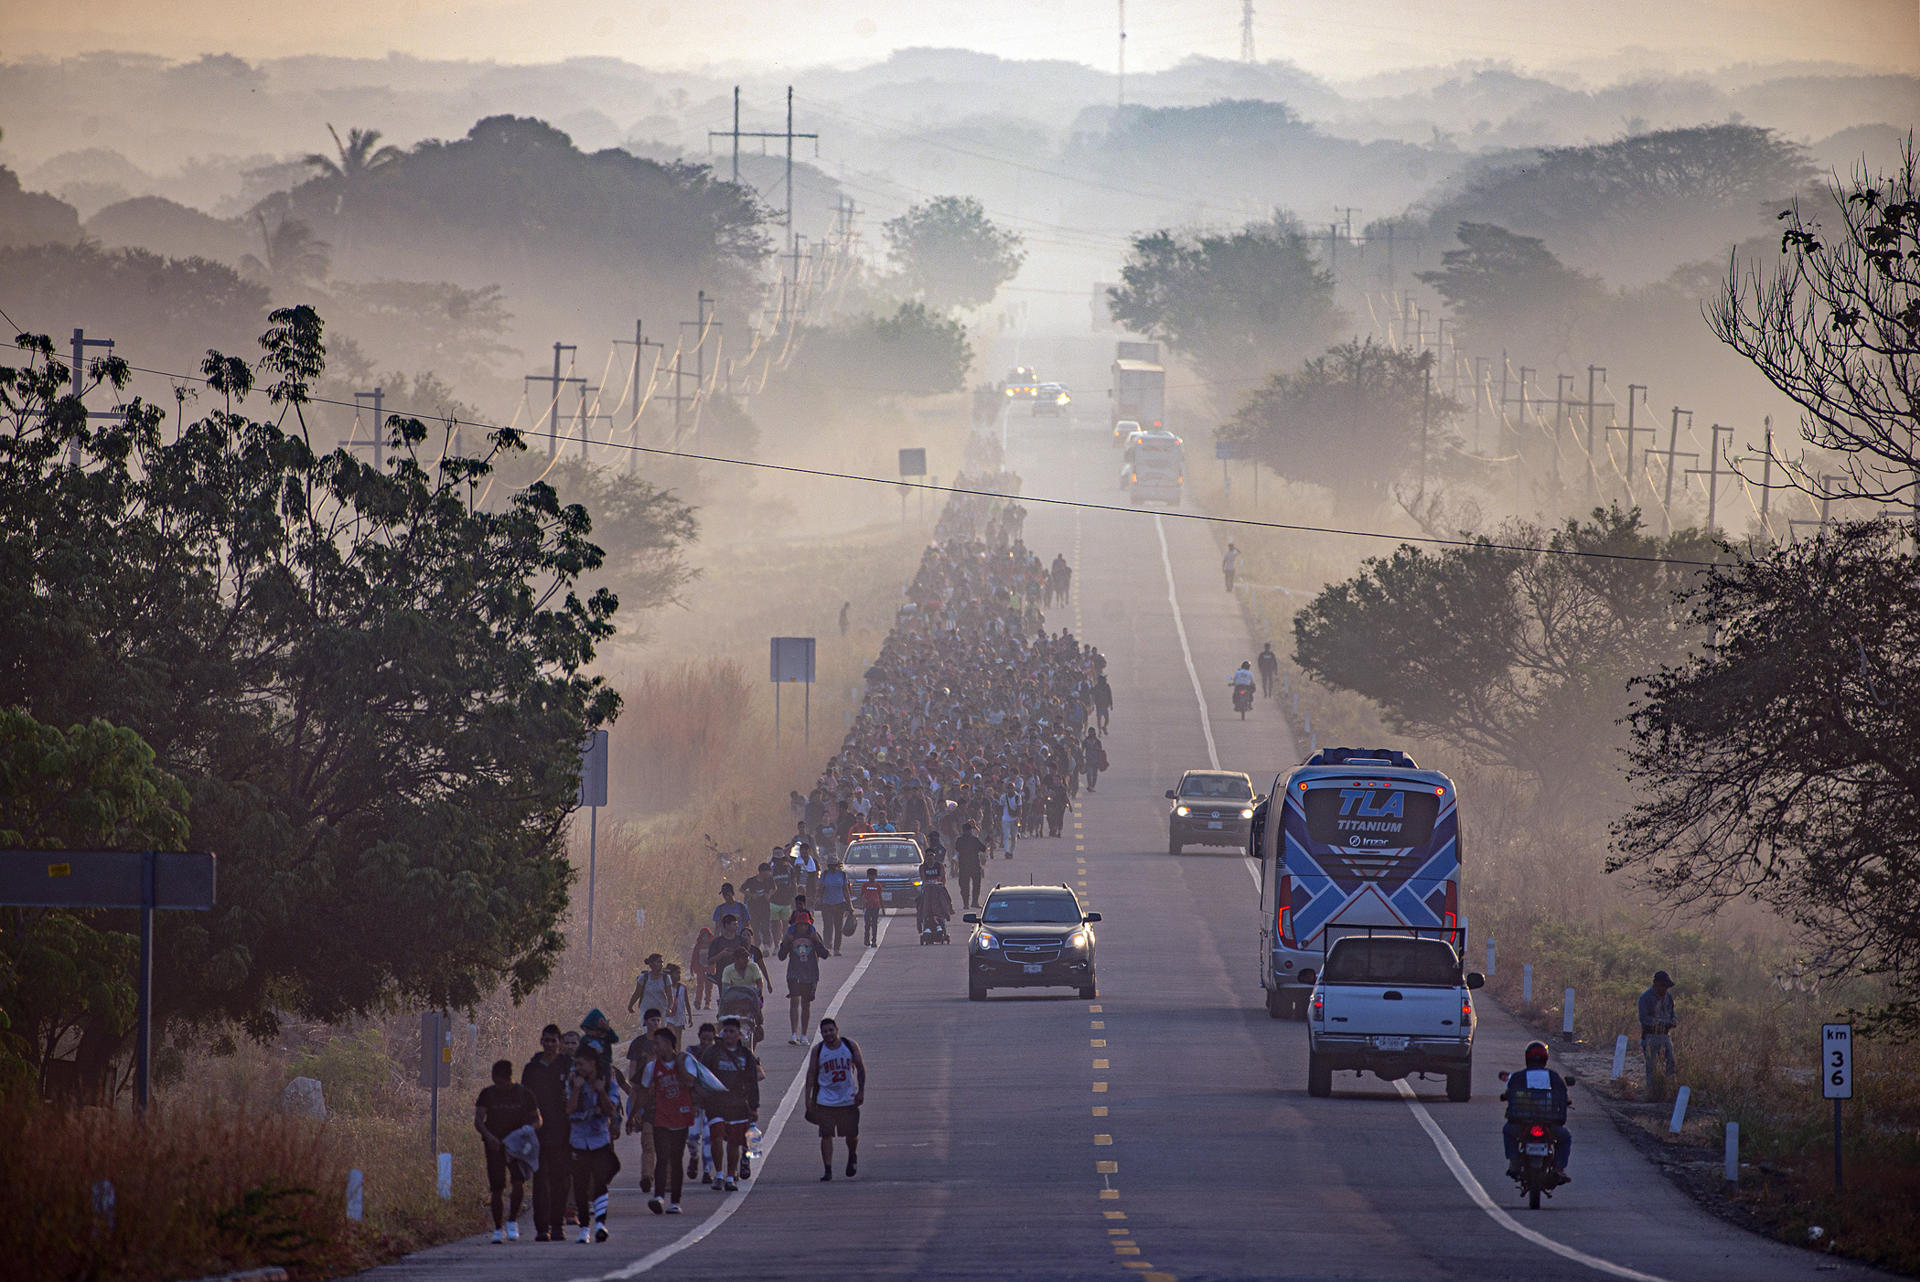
1306 934 1482 1101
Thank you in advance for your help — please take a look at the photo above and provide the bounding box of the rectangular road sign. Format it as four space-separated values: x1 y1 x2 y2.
1214 440 1243 460
1822 1023 1853 1099
770 636 816 683
577 729 609 809
0 849 214 910
898 448 927 477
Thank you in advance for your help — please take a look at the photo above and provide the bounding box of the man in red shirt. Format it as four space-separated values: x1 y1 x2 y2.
860 868 885 947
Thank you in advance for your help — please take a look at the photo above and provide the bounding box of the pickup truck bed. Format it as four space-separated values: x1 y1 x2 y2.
1306 936 1480 1101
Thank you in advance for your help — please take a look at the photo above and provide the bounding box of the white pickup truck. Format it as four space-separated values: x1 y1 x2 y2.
1307 935 1483 1101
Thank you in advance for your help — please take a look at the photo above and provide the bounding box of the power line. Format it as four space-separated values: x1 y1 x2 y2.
5 337 1728 569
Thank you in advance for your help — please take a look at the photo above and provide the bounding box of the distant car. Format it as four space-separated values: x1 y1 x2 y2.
965 883 1100 1000
1111 417 1141 446
1032 383 1071 416
844 834 927 911
1166 769 1259 855
1002 366 1040 399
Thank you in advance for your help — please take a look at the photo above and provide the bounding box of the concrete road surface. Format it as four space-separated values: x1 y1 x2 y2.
352 415 1874 1281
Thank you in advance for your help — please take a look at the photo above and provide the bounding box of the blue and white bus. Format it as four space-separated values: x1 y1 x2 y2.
1254 747 1461 1019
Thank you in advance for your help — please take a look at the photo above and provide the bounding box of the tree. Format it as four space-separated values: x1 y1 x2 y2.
788 301 974 396
1611 521 1920 1038
1220 339 1461 516
1107 214 1340 387
239 212 330 296
1292 507 1719 807
1417 222 1602 357
302 124 405 183
1711 147 1920 509
882 196 1024 311
0 310 628 1040
0 710 191 1101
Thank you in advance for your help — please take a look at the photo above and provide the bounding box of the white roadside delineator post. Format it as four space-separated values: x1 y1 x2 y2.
1669 1085 1691 1134
346 1169 364 1221
1522 964 1533 1004
437 1152 452 1200
1485 935 1495 978
1725 1122 1739 1183
1562 988 1576 1038
1611 1035 1628 1080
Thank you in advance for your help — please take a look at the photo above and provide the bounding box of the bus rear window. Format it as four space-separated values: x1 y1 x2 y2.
1303 786 1438 849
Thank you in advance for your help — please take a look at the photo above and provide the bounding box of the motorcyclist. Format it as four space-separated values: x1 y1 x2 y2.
1500 1041 1572 1183
1230 662 1257 707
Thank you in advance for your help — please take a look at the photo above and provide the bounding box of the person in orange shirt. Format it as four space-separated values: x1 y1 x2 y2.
859 868 885 947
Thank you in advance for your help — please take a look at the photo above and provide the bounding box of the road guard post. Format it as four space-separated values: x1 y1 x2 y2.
0 849 215 1112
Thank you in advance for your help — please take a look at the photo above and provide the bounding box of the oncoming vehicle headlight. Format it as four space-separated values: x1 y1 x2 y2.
1175 805 1190 816
1068 930 1089 949
1240 808 1256 819
974 930 1000 951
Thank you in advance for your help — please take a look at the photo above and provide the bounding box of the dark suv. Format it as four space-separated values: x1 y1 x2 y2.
964 885 1099 1001
1165 769 1259 855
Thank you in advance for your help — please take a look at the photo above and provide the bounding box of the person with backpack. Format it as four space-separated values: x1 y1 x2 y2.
1081 727 1107 793
634 1028 723 1216
565 1046 622 1243
695 1017 761 1191
778 919 826 1045
817 857 852 955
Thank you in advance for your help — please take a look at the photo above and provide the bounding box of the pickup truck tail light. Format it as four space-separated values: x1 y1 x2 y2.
1310 990 1324 1022
1275 875 1292 947
1462 994 1474 1026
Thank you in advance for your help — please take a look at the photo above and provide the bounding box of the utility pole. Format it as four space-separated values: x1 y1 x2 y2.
1685 424 1738 533
1553 372 1574 489
1607 384 1654 498
573 382 611 460
613 321 665 474
349 387 384 468
1644 407 1699 536
1240 0 1256 61
1117 0 1127 107
1581 365 1611 498
66 327 121 465
1758 416 1775 539
524 343 582 459
682 291 721 399
1419 358 1432 495
1472 355 1490 453
1789 475 1844 541
708 88 816 250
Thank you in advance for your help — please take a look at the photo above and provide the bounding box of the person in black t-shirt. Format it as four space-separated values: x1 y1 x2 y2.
475 1058 542 1242
521 1025 572 1241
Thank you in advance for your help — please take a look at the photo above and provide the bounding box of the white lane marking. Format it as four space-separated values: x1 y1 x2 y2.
1157 512 1667 1282
591 916 893 1280
1392 1083 1671 1282
1154 515 1219 771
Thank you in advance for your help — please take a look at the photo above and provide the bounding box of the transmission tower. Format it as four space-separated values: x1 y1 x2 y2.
1240 0 1256 62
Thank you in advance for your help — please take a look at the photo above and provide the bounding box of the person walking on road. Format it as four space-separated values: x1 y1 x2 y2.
1638 970 1679 1100
627 953 672 1019
1257 643 1279 698
1082 727 1106 794
636 1029 700 1216
860 867 884 946
954 820 988 910
695 1018 761 1191
475 1057 540 1243
742 861 776 942
807 1018 867 1181
1045 775 1069 837
566 1046 622 1243
710 883 742 929
522 1026 572 1242
1092 674 1113 733
1222 540 1241 592
778 919 826 1044
818 857 851 955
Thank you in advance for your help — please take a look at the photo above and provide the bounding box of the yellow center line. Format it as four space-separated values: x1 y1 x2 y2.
1091 1020 1105 1029
1094 1134 1113 1145
1099 1188 1119 1200
1088 1004 1102 1012
1092 1082 1108 1092
1116 1246 1142 1255
1092 1105 1108 1116
1094 1058 1109 1068
1091 1038 1106 1046
1096 1160 1118 1174
1104 1211 1127 1220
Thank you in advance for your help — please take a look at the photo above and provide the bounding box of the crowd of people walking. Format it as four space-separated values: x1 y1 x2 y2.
474 456 1109 1246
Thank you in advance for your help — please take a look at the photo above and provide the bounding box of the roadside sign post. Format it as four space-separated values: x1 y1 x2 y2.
0 849 215 1113
420 1010 452 1155
578 729 610 961
1823 1022 1852 1193
899 448 927 522
770 637 817 745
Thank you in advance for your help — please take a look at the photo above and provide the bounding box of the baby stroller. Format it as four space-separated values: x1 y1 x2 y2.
717 985 765 1047
918 879 954 945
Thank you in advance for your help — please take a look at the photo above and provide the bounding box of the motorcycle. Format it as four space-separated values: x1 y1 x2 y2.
1231 682 1254 719
1498 1072 1575 1209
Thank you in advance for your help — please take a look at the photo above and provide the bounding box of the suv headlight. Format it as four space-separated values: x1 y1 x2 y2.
1068 930 1089 949
974 931 999 951
1240 808 1256 819
1174 805 1190 816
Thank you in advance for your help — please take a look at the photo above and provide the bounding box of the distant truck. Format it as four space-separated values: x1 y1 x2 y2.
1110 341 1165 435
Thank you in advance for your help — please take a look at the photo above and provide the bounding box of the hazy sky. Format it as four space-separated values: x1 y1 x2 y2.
5 0 1915 78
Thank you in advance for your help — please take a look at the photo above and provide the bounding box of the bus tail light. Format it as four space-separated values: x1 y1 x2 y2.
1444 880 1458 932
1276 874 1292 947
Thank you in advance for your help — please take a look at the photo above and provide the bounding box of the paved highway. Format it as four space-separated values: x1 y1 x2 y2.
356 415 1870 1281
